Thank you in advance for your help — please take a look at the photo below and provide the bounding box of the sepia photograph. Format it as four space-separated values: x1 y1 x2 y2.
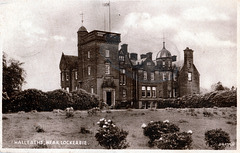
1 0 238 152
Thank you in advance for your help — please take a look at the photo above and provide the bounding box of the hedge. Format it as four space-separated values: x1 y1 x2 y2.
4 88 100 113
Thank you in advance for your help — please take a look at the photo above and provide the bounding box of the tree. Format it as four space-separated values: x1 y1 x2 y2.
211 81 229 91
3 52 26 97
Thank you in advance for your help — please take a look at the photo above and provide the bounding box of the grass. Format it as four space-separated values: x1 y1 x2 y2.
2 107 236 149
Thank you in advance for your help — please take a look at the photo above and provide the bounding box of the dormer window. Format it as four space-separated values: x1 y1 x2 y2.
119 55 124 61
147 62 151 66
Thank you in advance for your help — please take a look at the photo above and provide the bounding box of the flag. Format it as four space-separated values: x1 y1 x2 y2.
103 2 110 6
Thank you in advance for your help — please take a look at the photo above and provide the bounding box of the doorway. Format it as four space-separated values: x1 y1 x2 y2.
106 91 112 106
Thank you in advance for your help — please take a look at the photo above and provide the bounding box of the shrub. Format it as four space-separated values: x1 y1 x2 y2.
143 120 180 146
2 116 8 120
71 89 99 110
80 127 91 134
65 107 74 118
155 132 193 149
203 109 213 117
205 128 231 150
35 124 45 133
10 89 48 112
87 107 101 116
46 89 73 111
95 118 129 149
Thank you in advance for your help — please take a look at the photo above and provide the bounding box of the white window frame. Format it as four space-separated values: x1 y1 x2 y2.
88 66 91 75
188 72 192 81
162 61 165 66
88 51 90 59
151 72 154 81
105 63 110 74
120 68 125 74
152 87 156 97
163 72 166 80
168 72 171 80
105 50 110 57
147 62 151 66
75 71 78 80
144 71 147 80
123 89 126 98
91 87 94 94
66 72 69 81
119 55 124 61
61 72 65 81
142 86 146 97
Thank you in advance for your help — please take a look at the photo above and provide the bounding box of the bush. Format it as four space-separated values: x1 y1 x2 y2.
65 107 74 118
80 127 91 134
10 89 48 112
143 120 180 146
155 132 192 149
71 89 99 110
35 124 45 133
205 128 231 150
46 89 73 111
95 118 129 149
203 109 213 117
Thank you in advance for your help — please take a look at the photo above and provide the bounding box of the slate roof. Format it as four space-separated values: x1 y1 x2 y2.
60 54 78 70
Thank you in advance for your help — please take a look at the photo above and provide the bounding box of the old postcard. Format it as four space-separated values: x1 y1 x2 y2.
1 0 238 152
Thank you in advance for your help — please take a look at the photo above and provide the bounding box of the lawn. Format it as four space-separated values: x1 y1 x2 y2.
2 107 237 149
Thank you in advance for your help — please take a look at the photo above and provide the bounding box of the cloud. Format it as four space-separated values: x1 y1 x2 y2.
53 35 66 41
176 31 236 48
182 7 230 21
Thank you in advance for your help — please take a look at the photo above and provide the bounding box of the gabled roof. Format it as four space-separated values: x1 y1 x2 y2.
60 53 78 70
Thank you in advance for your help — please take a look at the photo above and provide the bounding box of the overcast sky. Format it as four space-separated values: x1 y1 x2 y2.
0 0 237 91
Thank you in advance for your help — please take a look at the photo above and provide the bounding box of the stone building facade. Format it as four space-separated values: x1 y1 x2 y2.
59 26 200 108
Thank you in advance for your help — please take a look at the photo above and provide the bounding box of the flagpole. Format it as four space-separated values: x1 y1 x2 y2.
109 0 111 32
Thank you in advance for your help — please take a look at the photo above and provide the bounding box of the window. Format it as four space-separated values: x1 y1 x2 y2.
91 87 94 94
120 68 125 74
105 64 110 74
88 66 91 75
147 62 151 66
163 72 166 80
168 72 171 80
66 87 69 92
169 91 172 98
119 55 124 61
88 51 90 58
142 86 146 97
105 50 109 57
147 87 151 97
75 86 78 90
173 73 177 81
123 89 126 98
144 71 147 80
151 72 154 81
188 72 192 81
61 72 65 81
173 89 176 97
168 61 171 67
120 75 126 85
75 71 78 80
162 61 165 66
152 87 156 97
66 72 69 81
